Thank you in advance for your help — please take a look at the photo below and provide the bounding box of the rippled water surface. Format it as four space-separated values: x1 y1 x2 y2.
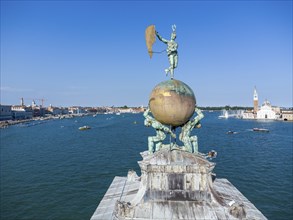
1 112 292 219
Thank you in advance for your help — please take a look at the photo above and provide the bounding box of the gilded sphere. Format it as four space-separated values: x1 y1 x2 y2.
149 80 196 127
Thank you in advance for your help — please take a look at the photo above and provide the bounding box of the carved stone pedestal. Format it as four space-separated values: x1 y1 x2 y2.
91 148 266 220
114 149 218 219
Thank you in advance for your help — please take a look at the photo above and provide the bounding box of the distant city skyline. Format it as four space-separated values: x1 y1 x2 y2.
1 1 292 107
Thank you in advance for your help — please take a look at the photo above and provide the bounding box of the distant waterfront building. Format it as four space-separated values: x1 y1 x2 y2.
242 110 254 119
118 108 134 113
242 87 281 120
30 100 46 117
61 108 69 115
11 105 33 120
32 100 37 108
68 106 85 114
32 107 46 117
281 109 293 121
0 105 12 121
47 105 63 115
257 100 277 120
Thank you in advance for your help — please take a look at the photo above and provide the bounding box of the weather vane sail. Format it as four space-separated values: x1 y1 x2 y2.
145 24 178 79
145 25 156 58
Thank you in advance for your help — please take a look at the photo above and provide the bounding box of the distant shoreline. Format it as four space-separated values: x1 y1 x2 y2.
0 113 87 129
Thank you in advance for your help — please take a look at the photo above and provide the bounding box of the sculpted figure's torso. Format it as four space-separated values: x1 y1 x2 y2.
167 41 178 56
155 26 178 79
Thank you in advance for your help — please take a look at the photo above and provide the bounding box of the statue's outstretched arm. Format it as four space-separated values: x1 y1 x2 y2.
170 130 176 139
143 108 150 118
156 31 168 44
189 108 204 126
195 107 204 120
162 125 176 138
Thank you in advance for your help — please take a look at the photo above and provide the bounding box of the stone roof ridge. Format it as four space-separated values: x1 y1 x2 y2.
140 149 215 167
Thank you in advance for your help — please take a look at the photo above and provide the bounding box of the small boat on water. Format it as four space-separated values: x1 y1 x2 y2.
206 150 217 159
253 128 269 132
79 126 91 130
226 130 237 134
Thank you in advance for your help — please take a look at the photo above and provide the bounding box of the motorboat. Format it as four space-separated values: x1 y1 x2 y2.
253 128 269 132
79 126 91 130
207 150 217 159
226 131 237 134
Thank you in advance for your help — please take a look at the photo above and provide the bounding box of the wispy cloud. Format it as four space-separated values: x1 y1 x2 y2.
66 86 87 90
0 86 34 92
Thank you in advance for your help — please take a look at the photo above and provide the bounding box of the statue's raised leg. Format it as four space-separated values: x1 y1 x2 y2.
148 134 165 153
182 138 192 153
190 136 198 153
170 68 174 79
148 137 155 154
155 142 162 151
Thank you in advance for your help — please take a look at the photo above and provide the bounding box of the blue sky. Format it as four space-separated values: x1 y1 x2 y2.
1 1 292 107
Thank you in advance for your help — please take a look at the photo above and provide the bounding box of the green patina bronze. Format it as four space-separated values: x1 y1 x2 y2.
179 108 204 153
144 24 204 154
155 25 178 79
143 108 176 154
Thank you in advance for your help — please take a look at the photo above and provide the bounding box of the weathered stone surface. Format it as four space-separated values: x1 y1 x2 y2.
90 149 267 220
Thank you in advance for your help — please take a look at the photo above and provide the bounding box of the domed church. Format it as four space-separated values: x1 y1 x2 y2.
242 87 280 120
257 100 277 119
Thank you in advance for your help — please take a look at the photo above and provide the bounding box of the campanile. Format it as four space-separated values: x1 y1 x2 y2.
253 87 258 114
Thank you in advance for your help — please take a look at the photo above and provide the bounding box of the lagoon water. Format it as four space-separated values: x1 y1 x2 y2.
1 112 292 220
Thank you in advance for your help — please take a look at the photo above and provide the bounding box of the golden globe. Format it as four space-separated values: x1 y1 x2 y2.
149 80 196 127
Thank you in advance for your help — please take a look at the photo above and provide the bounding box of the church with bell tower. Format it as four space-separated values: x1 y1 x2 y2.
242 86 282 120
253 86 258 118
